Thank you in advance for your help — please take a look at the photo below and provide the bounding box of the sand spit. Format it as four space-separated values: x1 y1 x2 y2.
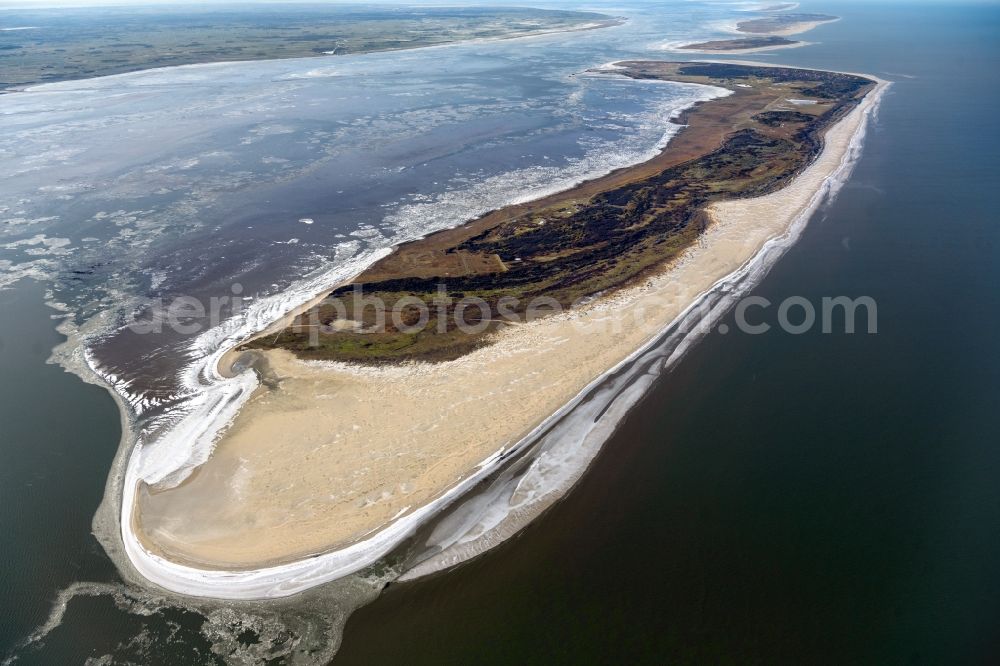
738 17 840 37
122 73 889 599
672 39 809 55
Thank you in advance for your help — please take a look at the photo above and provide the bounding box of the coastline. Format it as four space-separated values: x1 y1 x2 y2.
707 15 840 41
401 68 888 581
737 17 841 38
672 40 809 55
6 17 624 93
116 66 890 598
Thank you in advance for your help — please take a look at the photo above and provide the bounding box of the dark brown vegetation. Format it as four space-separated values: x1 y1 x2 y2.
678 36 798 51
247 62 873 363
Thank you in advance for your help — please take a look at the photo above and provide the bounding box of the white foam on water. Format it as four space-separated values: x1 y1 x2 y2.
121 247 391 488
281 66 340 80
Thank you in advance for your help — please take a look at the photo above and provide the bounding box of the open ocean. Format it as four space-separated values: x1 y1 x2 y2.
2 1 998 663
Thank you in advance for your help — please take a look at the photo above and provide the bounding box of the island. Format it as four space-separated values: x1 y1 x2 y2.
676 35 801 53
674 8 838 52
736 12 838 36
123 62 887 597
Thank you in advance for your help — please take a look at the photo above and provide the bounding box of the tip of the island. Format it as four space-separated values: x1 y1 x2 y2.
672 10 838 53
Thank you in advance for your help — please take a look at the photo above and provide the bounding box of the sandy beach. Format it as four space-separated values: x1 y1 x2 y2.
124 68 888 596
738 17 840 37
674 39 809 55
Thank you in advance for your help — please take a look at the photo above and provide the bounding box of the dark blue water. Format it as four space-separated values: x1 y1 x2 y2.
0 281 232 664
0 281 120 649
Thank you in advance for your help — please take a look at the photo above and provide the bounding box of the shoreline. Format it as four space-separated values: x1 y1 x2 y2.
707 15 840 41
737 17 841 38
116 65 889 598
5 17 624 94
401 70 888 581
671 40 809 55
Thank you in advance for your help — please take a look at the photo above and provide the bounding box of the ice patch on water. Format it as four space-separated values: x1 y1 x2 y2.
280 66 341 80
380 81 729 243
122 245 390 489
2 234 74 256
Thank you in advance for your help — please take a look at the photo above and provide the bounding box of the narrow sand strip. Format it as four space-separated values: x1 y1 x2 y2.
739 18 840 37
674 40 809 55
